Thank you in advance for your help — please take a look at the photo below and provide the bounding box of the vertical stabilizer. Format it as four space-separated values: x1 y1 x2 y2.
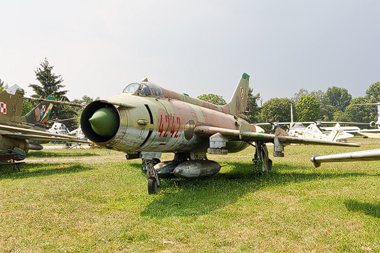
24 96 55 124
223 73 250 117
0 85 25 123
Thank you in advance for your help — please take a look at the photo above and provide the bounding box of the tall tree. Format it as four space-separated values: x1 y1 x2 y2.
296 95 321 122
197 94 226 105
29 59 77 130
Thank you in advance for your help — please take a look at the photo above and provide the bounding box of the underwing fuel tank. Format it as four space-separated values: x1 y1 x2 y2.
172 160 221 179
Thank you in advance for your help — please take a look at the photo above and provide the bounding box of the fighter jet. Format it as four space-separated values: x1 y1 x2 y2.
80 73 359 194
0 85 87 160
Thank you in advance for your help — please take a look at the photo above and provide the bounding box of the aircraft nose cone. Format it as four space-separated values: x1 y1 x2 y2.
89 107 118 137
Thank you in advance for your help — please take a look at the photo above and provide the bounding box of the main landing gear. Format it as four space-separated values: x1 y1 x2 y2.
252 141 272 173
142 159 162 194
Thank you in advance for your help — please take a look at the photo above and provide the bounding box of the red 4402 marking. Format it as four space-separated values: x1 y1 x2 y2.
158 114 180 138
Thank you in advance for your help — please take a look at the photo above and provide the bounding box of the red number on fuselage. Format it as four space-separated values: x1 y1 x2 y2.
174 117 180 138
163 115 170 137
158 114 181 139
158 114 164 137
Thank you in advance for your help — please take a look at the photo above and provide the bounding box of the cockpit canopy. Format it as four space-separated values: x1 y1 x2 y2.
123 82 163 96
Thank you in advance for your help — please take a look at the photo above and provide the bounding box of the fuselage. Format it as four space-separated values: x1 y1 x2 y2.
81 81 252 154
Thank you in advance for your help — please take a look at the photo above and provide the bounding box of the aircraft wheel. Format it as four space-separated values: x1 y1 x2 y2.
148 177 160 194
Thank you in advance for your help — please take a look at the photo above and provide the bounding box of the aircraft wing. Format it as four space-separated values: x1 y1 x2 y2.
311 149 380 167
0 124 88 143
194 125 360 147
3 133 88 142
357 129 380 138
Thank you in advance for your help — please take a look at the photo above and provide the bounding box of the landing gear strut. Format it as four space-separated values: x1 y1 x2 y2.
141 152 162 195
145 159 161 194
253 141 272 173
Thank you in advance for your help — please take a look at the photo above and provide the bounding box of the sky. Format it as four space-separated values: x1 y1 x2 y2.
1 0 379 105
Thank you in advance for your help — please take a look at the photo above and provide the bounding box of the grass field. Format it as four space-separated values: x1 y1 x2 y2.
0 138 379 252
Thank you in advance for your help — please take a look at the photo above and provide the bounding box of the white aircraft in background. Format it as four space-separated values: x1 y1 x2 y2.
288 122 357 142
47 122 70 135
263 105 359 142
310 102 380 166
68 126 86 140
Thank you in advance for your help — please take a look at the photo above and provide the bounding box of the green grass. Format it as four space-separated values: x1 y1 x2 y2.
0 137 380 252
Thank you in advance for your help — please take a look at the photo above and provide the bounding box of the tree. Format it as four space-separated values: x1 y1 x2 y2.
336 97 376 124
29 58 78 130
365 81 380 102
22 99 34 116
320 104 336 121
296 95 321 122
291 88 309 105
247 88 261 123
322 86 352 112
197 94 226 105
309 90 325 105
0 78 8 92
258 97 293 123
71 95 100 126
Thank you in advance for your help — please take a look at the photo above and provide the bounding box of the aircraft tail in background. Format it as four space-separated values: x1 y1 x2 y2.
0 85 25 124
24 96 55 125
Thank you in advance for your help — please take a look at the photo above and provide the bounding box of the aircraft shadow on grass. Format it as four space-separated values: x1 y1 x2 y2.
345 199 380 218
140 162 373 219
27 151 100 158
0 163 94 180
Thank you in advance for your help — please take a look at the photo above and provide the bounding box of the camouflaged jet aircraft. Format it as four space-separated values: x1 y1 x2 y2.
80 73 360 194
0 85 87 160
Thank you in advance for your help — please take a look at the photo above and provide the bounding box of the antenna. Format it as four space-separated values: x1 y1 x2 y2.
291 104 294 123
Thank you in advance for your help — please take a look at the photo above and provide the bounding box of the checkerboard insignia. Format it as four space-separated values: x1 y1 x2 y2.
0 102 6 114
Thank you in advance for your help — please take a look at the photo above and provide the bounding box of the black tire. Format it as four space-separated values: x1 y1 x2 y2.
148 177 159 194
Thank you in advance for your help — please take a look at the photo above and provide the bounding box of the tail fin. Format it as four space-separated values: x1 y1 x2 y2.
0 85 25 123
24 96 55 124
328 125 343 142
223 73 250 117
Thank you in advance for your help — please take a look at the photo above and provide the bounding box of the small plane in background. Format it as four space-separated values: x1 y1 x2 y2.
0 85 88 160
47 122 70 135
260 107 359 142
309 102 380 166
287 122 357 142
78 73 359 194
